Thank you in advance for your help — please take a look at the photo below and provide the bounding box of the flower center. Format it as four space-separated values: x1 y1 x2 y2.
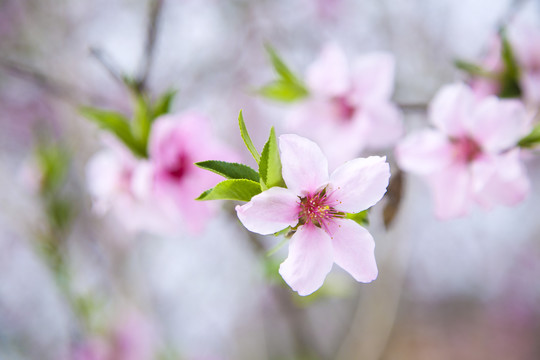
298 188 344 233
453 136 482 163
166 152 190 180
332 95 356 122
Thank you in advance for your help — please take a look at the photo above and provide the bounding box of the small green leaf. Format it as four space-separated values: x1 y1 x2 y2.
265 44 301 84
131 93 151 150
79 106 146 157
152 89 177 119
259 127 286 189
238 110 261 164
499 28 522 98
195 160 260 182
196 179 261 201
258 80 308 102
518 123 540 148
454 59 496 78
345 210 369 226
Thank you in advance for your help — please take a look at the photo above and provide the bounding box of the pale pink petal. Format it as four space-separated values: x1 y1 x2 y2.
328 156 390 213
429 83 475 137
355 101 403 149
426 164 471 219
306 43 350 97
521 72 540 106
279 134 329 195
468 97 529 153
279 223 334 296
236 187 300 235
330 219 377 282
349 52 395 103
395 129 456 175
471 151 530 209
86 150 121 200
286 100 367 168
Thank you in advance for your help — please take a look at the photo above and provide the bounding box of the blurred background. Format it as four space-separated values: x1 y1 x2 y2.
0 0 539 359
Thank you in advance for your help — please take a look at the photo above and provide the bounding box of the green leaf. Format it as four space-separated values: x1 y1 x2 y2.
79 106 146 157
195 160 260 182
238 110 261 164
345 210 369 226
196 179 261 201
454 59 496 78
131 93 151 150
265 44 301 84
518 123 540 148
259 127 286 189
499 28 522 98
152 89 177 119
258 80 308 102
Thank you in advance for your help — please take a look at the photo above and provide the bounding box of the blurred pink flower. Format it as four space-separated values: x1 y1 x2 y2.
469 35 503 99
86 135 177 235
132 112 237 233
287 43 403 167
508 20 540 106
396 83 531 219
236 134 389 295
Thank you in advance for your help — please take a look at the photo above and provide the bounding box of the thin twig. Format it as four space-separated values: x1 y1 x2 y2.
398 102 428 112
136 0 165 92
89 47 126 85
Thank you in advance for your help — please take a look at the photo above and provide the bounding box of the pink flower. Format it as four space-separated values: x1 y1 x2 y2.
236 134 390 295
86 135 176 235
469 35 503 99
133 112 238 233
508 20 540 106
396 83 531 219
287 43 403 167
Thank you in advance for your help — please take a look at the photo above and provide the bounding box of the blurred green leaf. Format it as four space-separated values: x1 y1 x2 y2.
454 59 496 78
195 160 260 182
79 106 147 157
258 80 308 102
518 123 540 148
345 210 369 226
238 110 261 164
196 179 262 201
152 89 177 119
131 93 151 150
259 127 286 190
499 28 522 98
265 44 301 84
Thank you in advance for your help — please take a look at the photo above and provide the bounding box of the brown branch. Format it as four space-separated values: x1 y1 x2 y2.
136 0 165 92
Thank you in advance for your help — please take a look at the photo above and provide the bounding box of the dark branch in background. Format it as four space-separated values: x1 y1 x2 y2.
89 47 126 85
136 0 165 92
398 102 428 113
0 58 108 105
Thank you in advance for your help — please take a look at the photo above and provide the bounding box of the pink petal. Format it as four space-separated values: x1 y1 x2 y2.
350 52 395 102
395 129 454 175
279 134 329 195
429 83 475 137
426 164 471 219
468 97 529 153
278 223 334 296
521 72 540 106
471 150 530 209
330 219 377 282
236 187 300 235
355 101 404 149
306 43 350 97
328 156 390 213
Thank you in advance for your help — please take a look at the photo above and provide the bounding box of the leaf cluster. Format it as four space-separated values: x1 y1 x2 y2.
257 45 309 102
196 111 286 202
80 89 177 158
